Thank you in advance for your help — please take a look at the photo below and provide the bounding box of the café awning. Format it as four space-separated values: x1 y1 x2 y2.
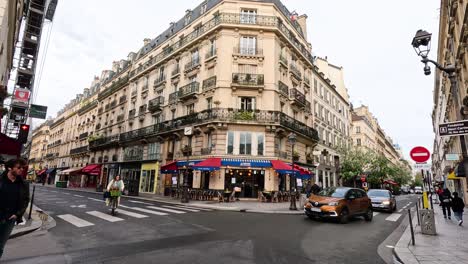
221 158 271 168
60 167 83 175
46 168 56 175
271 160 311 179
81 164 102 176
161 161 178 174
193 158 221 171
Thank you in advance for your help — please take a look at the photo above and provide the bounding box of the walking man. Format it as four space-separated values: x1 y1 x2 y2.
0 158 30 259
451 192 465 226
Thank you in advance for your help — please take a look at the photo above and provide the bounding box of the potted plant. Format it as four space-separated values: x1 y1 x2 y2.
181 145 192 156
214 100 221 108
293 151 300 161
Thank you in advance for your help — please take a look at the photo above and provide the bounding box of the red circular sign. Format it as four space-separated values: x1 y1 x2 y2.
410 146 430 163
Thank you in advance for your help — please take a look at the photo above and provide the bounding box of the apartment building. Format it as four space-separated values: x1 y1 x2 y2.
312 57 352 187
431 0 467 201
28 121 51 177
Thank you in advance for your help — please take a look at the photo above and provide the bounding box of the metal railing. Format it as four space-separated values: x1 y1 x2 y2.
89 134 120 149
78 100 98 115
154 75 166 87
202 76 216 92
178 82 199 98
148 96 164 111
169 92 178 104
70 146 88 155
278 81 289 96
184 58 200 71
79 132 88 140
290 64 302 80
290 88 306 107
232 73 264 86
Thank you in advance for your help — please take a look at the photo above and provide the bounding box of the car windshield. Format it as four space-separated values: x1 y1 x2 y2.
367 190 390 197
317 187 348 198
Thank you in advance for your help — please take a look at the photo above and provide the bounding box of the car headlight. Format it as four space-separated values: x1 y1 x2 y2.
328 202 339 206
382 200 390 205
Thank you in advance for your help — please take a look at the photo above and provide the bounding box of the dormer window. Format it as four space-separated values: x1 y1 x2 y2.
201 1 208 14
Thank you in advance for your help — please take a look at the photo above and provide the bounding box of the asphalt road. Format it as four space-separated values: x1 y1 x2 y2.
2 186 420 264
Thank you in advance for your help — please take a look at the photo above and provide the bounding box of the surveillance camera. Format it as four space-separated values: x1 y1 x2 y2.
424 65 431 75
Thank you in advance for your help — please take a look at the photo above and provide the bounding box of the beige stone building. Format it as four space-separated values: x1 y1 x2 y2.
431 0 467 202
28 121 51 176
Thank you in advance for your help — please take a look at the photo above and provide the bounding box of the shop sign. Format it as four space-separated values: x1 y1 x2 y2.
240 162 251 167
445 154 459 161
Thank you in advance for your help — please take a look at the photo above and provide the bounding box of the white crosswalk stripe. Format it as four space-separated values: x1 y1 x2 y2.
128 200 153 205
86 211 124 222
88 198 103 202
115 209 148 218
163 205 200 212
73 194 84 197
146 206 186 214
119 205 168 216
385 213 402 222
373 212 379 217
173 205 213 211
58 214 94 227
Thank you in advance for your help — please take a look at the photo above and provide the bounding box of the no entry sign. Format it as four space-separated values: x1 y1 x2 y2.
410 146 430 163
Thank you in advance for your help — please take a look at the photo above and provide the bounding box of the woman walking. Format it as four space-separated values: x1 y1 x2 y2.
451 192 465 226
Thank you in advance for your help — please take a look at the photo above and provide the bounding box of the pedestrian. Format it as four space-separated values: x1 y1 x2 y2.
106 175 125 207
305 182 312 197
451 192 465 226
0 158 30 259
440 188 452 219
437 186 444 206
310 182 321 195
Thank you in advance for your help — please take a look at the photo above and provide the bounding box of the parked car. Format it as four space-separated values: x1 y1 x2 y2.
414 186 423 194
367 189 397 213
304 187 373 224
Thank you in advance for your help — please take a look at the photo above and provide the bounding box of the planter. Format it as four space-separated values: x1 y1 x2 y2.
56 181 68 188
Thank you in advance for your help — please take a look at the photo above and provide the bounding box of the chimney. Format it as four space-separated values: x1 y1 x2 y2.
112 61 120 72
297 14 308 39
143 38 151 46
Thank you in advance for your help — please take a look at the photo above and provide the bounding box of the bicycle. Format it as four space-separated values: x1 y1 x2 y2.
109 188 121 216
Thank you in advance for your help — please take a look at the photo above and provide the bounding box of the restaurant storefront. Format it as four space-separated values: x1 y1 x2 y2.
100 163 119 191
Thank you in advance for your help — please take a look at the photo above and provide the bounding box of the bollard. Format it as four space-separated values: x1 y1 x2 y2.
416 201 420 226
408 208 415 246
430 193 433 209
28 185 35 220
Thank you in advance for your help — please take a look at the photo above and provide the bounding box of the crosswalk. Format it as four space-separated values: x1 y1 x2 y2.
56 204 213 228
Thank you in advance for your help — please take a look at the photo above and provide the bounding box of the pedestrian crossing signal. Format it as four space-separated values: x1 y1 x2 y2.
18 124 30 144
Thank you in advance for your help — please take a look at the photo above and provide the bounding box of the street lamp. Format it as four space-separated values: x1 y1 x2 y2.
411 29 468 185
288 132 297 210
182 126 193 203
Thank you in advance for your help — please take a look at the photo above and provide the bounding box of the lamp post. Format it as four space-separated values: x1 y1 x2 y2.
411 29 468 181
288 132 297 210
181 127 193 203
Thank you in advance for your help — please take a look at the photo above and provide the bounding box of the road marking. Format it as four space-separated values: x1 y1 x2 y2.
115 209 148 218
373 212 380 217
128 200 153 205
70 204 87 208
173 205 213 211
398 209 403 213
88 198 103 202
386 245 395 249
385 213 402 222
51 191 58 193
55 201 67 204
73 195 84 198
119 205 168 216
86 211 123 222
163 205 200 212
57 214 94 227
146 206 186 214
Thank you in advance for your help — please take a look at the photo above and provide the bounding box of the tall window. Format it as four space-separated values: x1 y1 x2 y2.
240 97 255 111
186 104 195 115
239 132 252 155
209 38 216 56
227 131 234 154
158 66 165 79
240 36 256 55
191 49 199 64
357 138 361 146
207 97 213 110
240 9 256 24
257 134 264 156
356 126 361 133
314 79 318 93
148 143 161 160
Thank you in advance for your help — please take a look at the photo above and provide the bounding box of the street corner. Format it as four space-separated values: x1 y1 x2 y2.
10 205 55 239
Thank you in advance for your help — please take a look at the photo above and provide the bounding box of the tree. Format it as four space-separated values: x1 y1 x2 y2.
337 145 373 186
410 172 423 188
367 152 394 187
390 166 412 187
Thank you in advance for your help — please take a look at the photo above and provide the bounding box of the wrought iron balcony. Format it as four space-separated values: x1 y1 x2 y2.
169 92 178 104
154 75 166 88
202 76 216 92
289 88 306 107
148 96 164 112
98 76 129 101
79 132 89 140
178 82 199 100
70 146 88 155
124 151 144 162
184 58 201 72
128 109 136 119
232 73 264 86
147 153 162 161
89 134 120 150
290 64 302 80
78 100 98 115
278 81 289 97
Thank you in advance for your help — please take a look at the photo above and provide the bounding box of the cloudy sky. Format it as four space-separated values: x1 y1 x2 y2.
33 0 440 159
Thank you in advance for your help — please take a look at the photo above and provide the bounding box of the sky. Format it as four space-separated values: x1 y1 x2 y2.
32 0 441 160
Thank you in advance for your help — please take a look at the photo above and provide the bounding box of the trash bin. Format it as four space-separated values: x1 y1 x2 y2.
419 209 436 235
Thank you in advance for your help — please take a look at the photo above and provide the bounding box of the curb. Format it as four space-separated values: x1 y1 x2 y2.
9 205 51 239
393 208 419 264
39 185 305 215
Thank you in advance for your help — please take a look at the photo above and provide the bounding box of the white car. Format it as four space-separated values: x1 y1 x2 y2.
414 187 423 194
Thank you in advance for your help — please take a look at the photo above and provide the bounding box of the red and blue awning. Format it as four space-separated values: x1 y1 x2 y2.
81 164 102 176
161 161 178 174
271 160 311 179
193 158 221 171
221 158 271 168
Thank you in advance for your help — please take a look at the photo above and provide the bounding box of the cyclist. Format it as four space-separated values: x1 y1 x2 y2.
106 175 125 214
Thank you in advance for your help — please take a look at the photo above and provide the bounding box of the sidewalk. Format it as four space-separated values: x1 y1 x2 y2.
39 184 305 214
10 205 44 238
395 206 468 263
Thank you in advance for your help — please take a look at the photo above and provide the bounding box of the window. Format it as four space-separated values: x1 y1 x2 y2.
238 64 257 74
171 109 176 120
209 38 216 56
239 132 252 155
240 9 256 24
206 132 213 148
257 134 264 156
185 13 191 26
357 138 361 146
227 131 234 154
356 126 361 133
158 66 165 79
320 84 324 98
293 110 298 120
191 49 199 64
240 97 255 111
201 2 207 14
314 79 318 93
148 143 161 160
207 97 213 110
186 104 195 115
240 36 256 55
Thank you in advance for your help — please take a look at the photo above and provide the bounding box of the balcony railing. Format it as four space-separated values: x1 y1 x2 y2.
171 65 180 77
278 81 289 97
147 153 162 161
233 46 263 56
169 92 178 104
178 82 199 99
202 76 216 92
154 75 166 87
232 73 264 86
290 64 302 80
128 109 136 119
205 48 217 59
184 58 200 72
89 134 120 150
70 146 88 155
98 76 129 101
79 132 89 140
148 96 164 112
119 95 127 104
78 100 98 115
289 88 306 107
124 151 144 162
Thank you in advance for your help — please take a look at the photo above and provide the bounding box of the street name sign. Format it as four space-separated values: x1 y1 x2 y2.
410 146 430 163
439 120 468 137
413 163 431 170
445 154 459 161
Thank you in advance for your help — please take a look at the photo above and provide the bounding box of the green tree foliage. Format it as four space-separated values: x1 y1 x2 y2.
337 146 373 186
411 173 423 187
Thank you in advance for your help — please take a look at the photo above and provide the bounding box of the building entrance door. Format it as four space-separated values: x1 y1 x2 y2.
225 169 264 198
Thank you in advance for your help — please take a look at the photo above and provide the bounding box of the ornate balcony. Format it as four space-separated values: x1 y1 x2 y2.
184 58 201 73
148 96 164 112
202 76 216 92
232 73 264 90
278 81 289 97
153 75 166 89
178 82 199 100
78 100 98 115
233 46 263 58
290 64 302 81
70 146 88 155
89 134 120 150
169 92 178 104
289 88 306 108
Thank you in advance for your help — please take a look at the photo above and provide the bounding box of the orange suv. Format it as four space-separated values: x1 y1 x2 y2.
304 187 373 224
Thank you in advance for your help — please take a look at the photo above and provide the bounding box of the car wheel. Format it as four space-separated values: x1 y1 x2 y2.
339 208 349 224
364 208 373 222
393 204 397 212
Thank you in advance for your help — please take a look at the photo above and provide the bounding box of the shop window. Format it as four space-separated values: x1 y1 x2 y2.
227 131 234 154
239 132 252 155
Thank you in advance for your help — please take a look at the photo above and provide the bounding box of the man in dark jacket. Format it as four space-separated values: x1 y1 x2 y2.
451 192 465 226
440 188 452 219
0 158 30 259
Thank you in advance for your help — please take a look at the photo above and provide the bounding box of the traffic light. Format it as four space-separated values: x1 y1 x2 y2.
18 124 30 144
